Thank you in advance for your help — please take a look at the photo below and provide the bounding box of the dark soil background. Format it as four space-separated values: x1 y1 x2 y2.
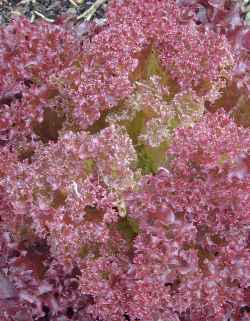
0 0 109 25
1 1 249 27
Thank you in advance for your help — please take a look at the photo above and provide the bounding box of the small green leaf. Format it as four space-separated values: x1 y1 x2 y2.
78 242 100 259
100 271 110 280
117 216 139 242
79 244 89 259
83 159 95 175
136 144 158 174
218 153 230 165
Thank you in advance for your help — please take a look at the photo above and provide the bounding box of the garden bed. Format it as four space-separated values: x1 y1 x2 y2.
0 0 108 24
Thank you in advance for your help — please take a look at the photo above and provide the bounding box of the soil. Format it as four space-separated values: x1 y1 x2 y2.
0 0 108 25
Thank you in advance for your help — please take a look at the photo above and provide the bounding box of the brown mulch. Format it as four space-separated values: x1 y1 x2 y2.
0 0 108 25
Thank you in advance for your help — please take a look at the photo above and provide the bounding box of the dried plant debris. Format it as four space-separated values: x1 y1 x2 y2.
242 0 250 24
0 0 108 24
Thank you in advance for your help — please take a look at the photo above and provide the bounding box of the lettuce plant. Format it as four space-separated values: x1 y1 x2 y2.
0 0 250 321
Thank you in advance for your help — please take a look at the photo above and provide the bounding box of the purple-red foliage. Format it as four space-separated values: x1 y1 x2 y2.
0 0 233 148
107 0 233 91
177 0 250 95
1 0 250 321
0 17 81 149
0 17 79 96
125 111 250 321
